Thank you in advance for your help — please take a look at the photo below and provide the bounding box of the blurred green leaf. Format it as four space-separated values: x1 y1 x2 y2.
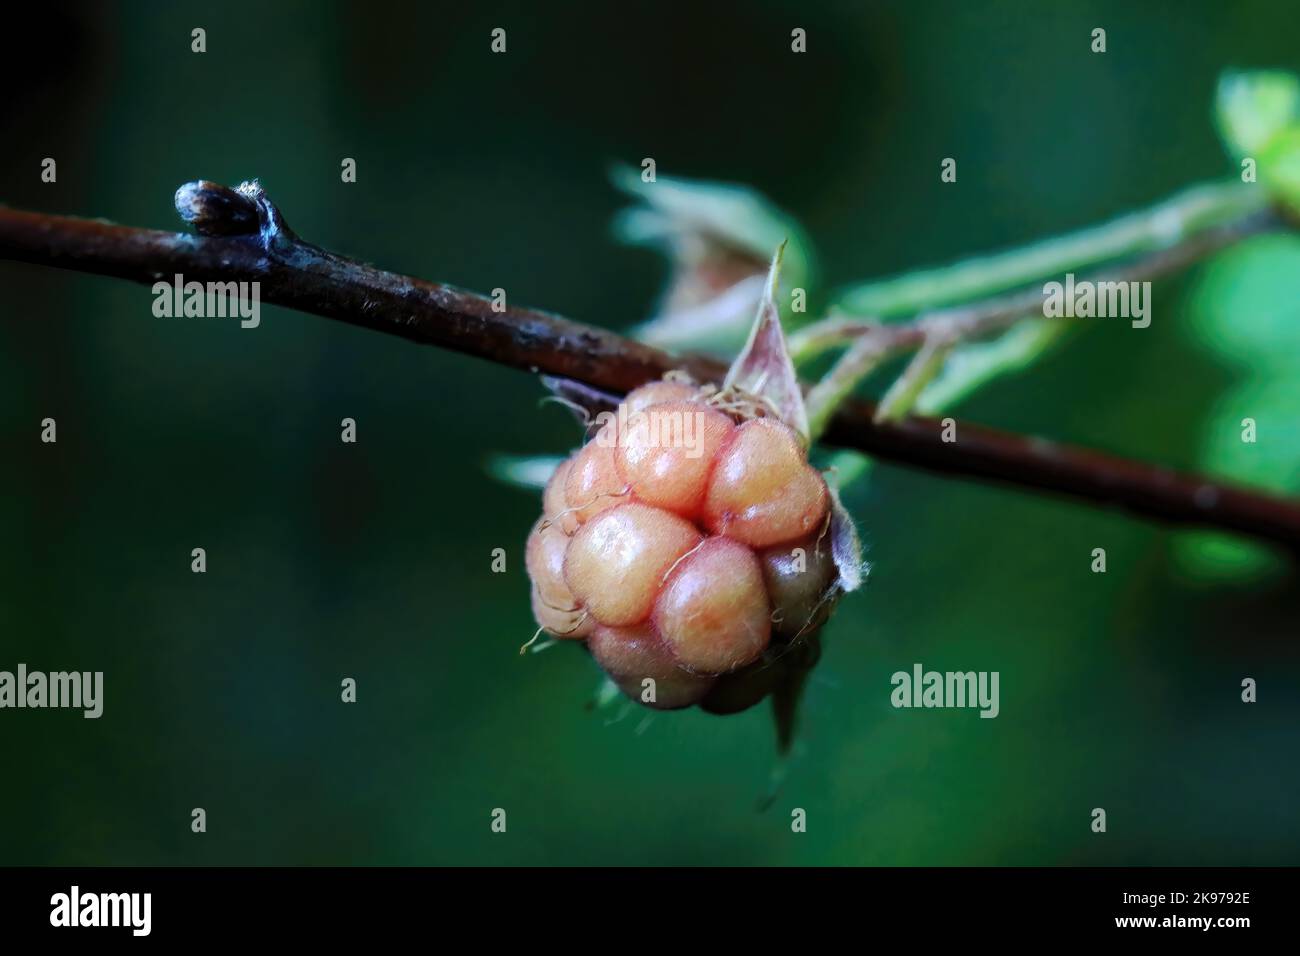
1217 70 1300 157
612 166 816 352
610 165 814 286
486 454 564 491
1216 69 1300 209
630 274 767 353
1260 126 1300 209
1176 236 1300 581
823 449 873 489
1175 531 1277 581
1187 234 1300 362
1192 377 1300 493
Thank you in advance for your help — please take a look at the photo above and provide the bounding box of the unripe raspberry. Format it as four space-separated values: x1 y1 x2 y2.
653 535 770 673
703 418 829 548
759 534 839 639
526 371 857 720
588 623 714 710
615 401 735 519
623 380 699 414
564 422 626 526
564 502 702 626
698 655 786 715
701 632 823 716
542 458 574 533
530 586 591 639
526 519 592 638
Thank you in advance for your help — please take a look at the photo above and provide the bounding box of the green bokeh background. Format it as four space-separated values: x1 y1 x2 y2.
1 0 1297 865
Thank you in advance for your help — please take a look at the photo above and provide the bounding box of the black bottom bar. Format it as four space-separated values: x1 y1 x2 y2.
1 867 1289 941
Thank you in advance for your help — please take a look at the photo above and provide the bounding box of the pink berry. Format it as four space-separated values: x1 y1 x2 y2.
526 380 845 715
698 656 785 715
653 535 770 673
588 624 714 710
543 457 576 534
530 586 592 639
526 519 591 638
615 401 735 519
623 380 699 414
759 533 839 640
564 502 702 627
702 418 829 548
564 421 626 526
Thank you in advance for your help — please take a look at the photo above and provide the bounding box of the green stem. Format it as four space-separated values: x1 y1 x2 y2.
914 320 1071 415
834 179 1265 318
804 331 891 439
824 449 873 489
801 195 1282 441
874 337 955 423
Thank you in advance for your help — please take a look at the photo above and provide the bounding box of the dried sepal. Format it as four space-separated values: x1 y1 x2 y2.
827 483 867 594
723 243 811 445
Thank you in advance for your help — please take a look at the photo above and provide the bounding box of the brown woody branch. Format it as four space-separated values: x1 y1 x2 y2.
1 182 1298 554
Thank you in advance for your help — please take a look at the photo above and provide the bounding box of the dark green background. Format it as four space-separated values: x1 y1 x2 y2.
1 0 1296 865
